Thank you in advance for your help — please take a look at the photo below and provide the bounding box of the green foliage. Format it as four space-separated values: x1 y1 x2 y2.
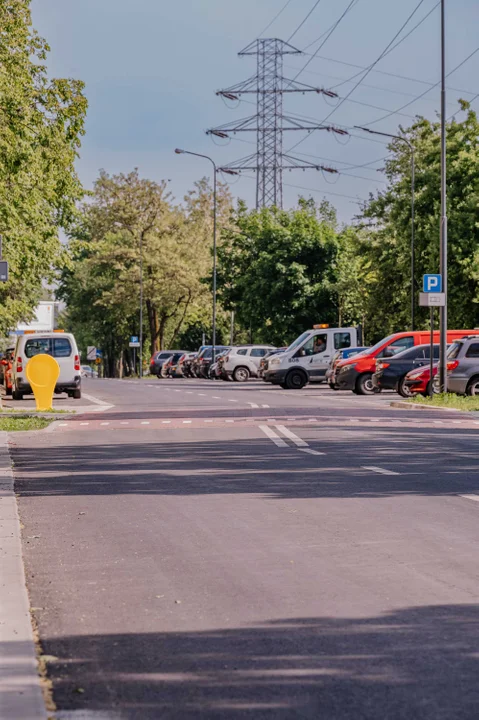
0 0 87 334
338 108 479 342
216 199 340 346
59 170 233 375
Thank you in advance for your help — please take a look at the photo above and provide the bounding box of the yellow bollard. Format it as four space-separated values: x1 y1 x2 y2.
25 354 60 411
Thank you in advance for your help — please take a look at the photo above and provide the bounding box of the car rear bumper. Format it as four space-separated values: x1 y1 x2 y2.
372 371 397 391
17 376 81 394
336 365 359 390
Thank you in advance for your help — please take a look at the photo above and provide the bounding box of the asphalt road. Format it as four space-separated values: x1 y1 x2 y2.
11 378 479 719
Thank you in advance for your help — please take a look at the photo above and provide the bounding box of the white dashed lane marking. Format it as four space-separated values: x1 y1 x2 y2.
362 466 400 476
298 448 326 456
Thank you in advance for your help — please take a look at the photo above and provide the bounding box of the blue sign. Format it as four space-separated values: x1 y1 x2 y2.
130 336 139 344
423 274 442 293
96 349 103 359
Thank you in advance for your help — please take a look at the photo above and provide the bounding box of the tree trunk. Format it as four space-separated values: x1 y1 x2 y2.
146 300 160 354
159 314 168 351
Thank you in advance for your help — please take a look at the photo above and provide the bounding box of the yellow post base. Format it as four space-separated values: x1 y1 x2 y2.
25 354 60 411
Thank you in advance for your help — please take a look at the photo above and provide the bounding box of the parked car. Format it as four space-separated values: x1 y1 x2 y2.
208 349 230 379
165 352 188 378
336 329 478 396
263 326 361 389
327 347 369 390
181 352 197 378
404 363 439 397
372 344 440 397
197 346 230 379
2 347 14 396
221 345 276 382
81 364 97 378
445 336 479 395
11 331 82 400
150 350 175 377
258 348 287 379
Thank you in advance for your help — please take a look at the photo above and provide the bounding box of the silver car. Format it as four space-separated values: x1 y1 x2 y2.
221 345 276 382
447 336 479 395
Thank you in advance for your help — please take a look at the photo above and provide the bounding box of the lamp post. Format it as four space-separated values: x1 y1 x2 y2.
175 149 218 364
355 126 416 331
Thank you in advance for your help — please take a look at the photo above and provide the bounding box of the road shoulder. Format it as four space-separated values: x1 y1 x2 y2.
0 430 47 719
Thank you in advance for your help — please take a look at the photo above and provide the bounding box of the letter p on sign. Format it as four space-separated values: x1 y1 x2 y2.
423 274 442 293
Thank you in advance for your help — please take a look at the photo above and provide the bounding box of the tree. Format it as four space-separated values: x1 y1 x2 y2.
0 0 87 334
216 199 340 346
354 106 479 339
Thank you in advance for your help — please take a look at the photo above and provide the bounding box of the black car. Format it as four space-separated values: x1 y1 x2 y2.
150 350 178 377
372 343 440 397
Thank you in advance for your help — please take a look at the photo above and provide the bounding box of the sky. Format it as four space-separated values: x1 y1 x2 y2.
31 0 479 223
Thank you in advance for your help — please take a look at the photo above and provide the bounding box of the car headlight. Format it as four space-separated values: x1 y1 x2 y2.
340 363 356 372
269 357 281 366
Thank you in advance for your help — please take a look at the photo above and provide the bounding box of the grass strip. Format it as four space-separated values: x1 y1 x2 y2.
0 416 52 431
408 393 479 411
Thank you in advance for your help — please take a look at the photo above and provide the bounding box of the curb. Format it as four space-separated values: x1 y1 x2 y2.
0 431 47 719
390 401 469 414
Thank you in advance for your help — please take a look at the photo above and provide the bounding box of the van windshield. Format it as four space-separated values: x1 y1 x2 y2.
287 332 311 352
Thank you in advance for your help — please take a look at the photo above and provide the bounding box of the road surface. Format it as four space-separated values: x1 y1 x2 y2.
11 378 479 719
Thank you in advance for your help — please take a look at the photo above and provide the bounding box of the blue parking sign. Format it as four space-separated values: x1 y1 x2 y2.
423 274 442 293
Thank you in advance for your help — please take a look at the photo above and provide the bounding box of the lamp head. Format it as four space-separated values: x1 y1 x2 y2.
174 148 185 154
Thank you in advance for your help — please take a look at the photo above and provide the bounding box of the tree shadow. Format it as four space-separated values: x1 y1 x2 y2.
32 604 479 719
12 426 479 500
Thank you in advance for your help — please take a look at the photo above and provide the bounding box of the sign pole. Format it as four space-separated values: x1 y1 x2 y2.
429 307 434 398
133 347 136 376
439 0 448 393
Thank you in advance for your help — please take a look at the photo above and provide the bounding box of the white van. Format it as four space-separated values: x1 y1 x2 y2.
263 325 361 389
11 331 82 400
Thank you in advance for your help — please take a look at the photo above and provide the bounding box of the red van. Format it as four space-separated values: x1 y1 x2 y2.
336 330 477 395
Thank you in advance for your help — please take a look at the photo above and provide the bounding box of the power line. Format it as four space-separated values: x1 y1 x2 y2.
287 0 323 43
256 0 294 38
319 0 428 125
238 173 366 203
292 0 359 81
331 1 439 90
364 43 479 126
302 0 360 51
297 52 477 97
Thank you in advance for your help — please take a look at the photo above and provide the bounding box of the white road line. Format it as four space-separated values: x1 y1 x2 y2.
162 421 171 424
433 421 444 424
275 425 308 447
198 393 206 396
226 419 235 423
362 466 400 476
248 403 259 408
80 422 89 426
82 392 112 407
204 419 213 423
452 420 462 424
350 419 359 423
262 404 270 408
183 420 192 424
120 421 129 425
213 396 221 399
298 448 326 456
259 424 288 447
460 494 479 502
185 392 193 394
58 423 68 426
228 399 238 403
141 421 150 425
100 422 110 426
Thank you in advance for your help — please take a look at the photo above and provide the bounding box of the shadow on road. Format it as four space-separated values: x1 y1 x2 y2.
12 427 479 500
26 604 479 719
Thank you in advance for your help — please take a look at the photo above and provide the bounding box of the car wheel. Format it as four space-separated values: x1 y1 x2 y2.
466 376 479 396
233 366 250 382
356 373 375 396
398 376 416 398
328 382 339 391
12 388 23 401
73 389 82 400
425 380 440 397
286 370 307 390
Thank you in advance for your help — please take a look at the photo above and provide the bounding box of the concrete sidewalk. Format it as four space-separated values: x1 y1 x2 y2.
0 431 47 719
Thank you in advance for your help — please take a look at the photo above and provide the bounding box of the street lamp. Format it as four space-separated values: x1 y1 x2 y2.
175 148 218 364
355 126 416 331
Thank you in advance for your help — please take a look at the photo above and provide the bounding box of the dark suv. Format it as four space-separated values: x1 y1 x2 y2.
373 344 440 397
447 336 479 395
150 351 175 377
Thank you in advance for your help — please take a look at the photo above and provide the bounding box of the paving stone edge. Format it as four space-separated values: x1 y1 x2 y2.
0 430 47 719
